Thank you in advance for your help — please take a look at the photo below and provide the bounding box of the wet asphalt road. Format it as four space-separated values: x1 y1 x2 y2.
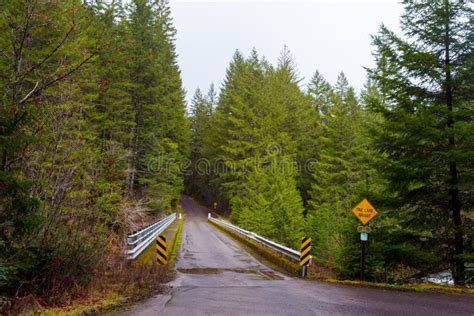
121 196 474 316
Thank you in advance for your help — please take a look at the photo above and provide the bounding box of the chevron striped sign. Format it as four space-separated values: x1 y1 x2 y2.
300 237 312 267
156 235 168 265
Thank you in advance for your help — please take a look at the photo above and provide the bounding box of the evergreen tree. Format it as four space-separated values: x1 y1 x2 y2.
0 0 104 296
210 50 270 202
307 73 368 266
187 87 214 200
126 0 189 211
207 49 306 246
230 158 304 248
335 79 438 282
0 0 191 299
368 0 474 284
90 1 136 225
272 48 319 205
307 70 333 115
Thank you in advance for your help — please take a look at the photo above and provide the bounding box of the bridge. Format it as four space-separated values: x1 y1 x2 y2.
119 196 473 315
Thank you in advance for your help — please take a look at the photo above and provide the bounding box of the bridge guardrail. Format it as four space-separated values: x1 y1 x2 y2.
208 214 300 262
126 213 176 260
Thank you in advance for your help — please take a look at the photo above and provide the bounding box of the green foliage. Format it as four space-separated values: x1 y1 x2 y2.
367 0 474 284
126 0 189 212
0 0 189 303
306 72 374 266
335 217 441 282
0 0 105 299
186 86 216 201
231 159 305 247
189 49 308 248
1 0 473 308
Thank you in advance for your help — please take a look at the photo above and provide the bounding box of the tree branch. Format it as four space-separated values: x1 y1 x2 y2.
19 53 97 105
17 19 76 81
18 80 39 104
16 0 36 73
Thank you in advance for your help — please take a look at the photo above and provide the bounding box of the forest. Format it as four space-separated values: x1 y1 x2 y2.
0 0 473 310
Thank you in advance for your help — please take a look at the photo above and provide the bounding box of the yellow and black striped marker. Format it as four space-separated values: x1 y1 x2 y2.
156 235 168 265
300 237 312 267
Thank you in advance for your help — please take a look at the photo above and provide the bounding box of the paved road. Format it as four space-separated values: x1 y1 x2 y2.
121 196 474 316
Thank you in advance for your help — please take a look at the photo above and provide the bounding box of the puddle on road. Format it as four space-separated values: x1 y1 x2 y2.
257 270 284 280
183 253 195 259
177 268 284 280
178 268 224 275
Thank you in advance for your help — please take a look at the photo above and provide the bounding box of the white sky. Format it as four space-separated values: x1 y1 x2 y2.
169 0 403 102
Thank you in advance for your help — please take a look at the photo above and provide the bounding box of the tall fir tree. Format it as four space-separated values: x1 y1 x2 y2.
126 0 189 211
90 1 136 225
187 87 214 200
0 0 114 297
0 0 191 299
307 73 368 266
207 49 305 246
272 47 319 205
368 0 474 284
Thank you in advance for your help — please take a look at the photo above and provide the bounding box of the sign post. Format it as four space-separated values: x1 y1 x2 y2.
351 198 378 281
300 237 312 277
156 235 168 265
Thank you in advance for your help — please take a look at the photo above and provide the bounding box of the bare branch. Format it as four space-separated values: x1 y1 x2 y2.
18 80 39 104
18 53 97 105
17 18 76 81
16 0 37 73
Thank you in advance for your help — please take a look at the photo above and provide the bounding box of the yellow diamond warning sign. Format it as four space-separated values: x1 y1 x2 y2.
352 198 378 225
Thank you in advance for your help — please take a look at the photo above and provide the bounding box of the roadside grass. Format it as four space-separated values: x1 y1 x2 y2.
167 219 184 268
36 218 185 316
35 294 126 316
322 279 474 296
210 218 474 297
34 263 169 316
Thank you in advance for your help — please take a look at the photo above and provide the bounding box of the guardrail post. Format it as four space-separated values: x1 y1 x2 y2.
208 213 211 220
156 235 168 265
300 237 312 277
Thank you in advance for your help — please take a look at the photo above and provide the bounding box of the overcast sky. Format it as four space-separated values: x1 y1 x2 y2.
169 0 403 102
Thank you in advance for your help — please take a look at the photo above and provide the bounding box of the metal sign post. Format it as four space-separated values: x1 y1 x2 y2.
156 235 168 265
300 237 312 277
360 231 368 280
352 198 378 281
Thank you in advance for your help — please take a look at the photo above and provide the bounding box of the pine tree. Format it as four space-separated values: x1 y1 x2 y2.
206 49 306 246
368 0 474 284
126 0 189 211
271 48 319 205
187 87 214 199
307 71 333 115
210 50 270 201
333 78 441 282
230 157 304 247
0 0 190 300
90 1 136 224
0 0 115 297
307 73 367 266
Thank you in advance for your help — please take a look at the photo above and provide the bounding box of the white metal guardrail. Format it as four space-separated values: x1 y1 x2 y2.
126 213 177 260
208 214 300 262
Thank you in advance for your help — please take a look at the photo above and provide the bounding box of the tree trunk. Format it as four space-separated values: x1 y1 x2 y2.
444 0 465 284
